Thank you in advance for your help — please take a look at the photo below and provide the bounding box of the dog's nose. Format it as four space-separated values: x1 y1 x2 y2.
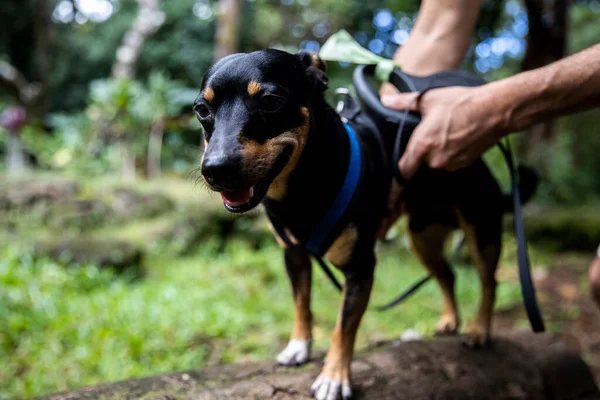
202 156 241 187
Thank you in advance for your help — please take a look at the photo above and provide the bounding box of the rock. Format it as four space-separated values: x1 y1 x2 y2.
0 178 79 211
45 199 111 231
34 237 144 272
39 333 600 400
165 214 222 254
162 211 274 255
106 188 175 220
42 188 176 232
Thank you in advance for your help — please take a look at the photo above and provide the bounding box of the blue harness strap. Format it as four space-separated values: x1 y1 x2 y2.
305 123 362 256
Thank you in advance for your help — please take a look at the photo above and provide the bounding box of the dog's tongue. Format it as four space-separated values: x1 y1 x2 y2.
221 186 254 208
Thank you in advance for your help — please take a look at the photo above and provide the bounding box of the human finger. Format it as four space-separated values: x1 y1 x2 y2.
398 126 428 179
381 93 421 111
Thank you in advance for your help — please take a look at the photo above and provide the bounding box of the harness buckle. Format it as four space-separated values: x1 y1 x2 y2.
334 88 361 122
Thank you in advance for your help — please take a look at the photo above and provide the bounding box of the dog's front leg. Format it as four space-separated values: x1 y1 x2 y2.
312 255 374 400
277 246 313 366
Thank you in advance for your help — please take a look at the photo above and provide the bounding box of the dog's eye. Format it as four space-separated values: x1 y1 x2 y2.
259 95 284 113
194 104 212 120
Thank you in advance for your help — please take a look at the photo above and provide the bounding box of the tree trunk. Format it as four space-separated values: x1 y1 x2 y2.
6 131 30 178
0 0 50 116
110 0 164 181
146 119 164 179
121 140 136 182
111 0 165 79
214 0 241 61
520 0 568 174
0 61 41 107
33 0 52 116
40 333 600 400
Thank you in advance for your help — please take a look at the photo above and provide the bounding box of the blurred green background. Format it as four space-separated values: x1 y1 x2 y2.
1 0 599 398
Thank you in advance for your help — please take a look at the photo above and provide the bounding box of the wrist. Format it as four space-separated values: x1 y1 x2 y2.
469 84 510 141
483 72 542 136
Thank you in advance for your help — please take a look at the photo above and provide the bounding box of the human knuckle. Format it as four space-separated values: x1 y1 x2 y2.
430 155 448 169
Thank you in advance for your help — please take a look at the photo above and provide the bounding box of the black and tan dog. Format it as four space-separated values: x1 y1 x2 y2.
194 49 537 400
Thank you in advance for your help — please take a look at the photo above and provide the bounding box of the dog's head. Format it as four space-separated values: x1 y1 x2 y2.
194 49 328 213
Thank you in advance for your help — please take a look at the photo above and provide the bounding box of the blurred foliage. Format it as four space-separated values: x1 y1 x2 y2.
48 0 214 112
12 72 199 177
87 78 147 139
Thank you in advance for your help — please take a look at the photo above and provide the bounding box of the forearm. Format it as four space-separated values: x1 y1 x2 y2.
394 0 480 75
481 43 600 136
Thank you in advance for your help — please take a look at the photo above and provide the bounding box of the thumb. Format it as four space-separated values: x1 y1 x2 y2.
381 92 420 111
398 129 426 180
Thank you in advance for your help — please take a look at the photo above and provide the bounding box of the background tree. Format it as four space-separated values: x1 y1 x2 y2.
109 0 165 180
520 0 569 175
0 0 51 117
87 78 147 181
139 72 195 179
215 0 241 60
0 0 52 177
112 0 165 79
0 106 30 176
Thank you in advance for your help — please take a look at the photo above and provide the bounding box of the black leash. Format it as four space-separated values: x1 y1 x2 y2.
497 140 545 332
315 256 343 291
269 213 344 292
374 235 465 311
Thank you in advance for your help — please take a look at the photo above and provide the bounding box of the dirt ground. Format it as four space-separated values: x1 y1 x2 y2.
494 252 600 383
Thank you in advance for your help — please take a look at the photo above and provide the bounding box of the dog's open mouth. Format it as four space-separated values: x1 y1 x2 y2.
218 147 293 213
221 187 254 208
220 185 260 213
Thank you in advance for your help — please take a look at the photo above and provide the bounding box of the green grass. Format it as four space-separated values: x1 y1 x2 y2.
0 233 525 399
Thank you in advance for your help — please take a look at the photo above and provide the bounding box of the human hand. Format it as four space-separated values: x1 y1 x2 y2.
379 82 400 97
381 85 506 179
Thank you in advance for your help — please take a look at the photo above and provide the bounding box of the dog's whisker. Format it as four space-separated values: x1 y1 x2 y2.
187 166 202 182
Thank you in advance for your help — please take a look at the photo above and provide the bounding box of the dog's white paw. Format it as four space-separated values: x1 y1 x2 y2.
276 338 311 366
311 374 352 400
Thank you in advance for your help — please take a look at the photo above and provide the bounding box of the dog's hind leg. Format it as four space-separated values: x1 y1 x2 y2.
459 215 501 348
277 246 313 366
409 224 460 335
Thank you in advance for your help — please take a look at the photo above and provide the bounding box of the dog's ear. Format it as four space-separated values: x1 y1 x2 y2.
296 50 328 92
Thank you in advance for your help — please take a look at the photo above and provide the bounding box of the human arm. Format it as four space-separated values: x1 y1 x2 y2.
381 43 600 178
393 0 480 75
380 0 480 96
